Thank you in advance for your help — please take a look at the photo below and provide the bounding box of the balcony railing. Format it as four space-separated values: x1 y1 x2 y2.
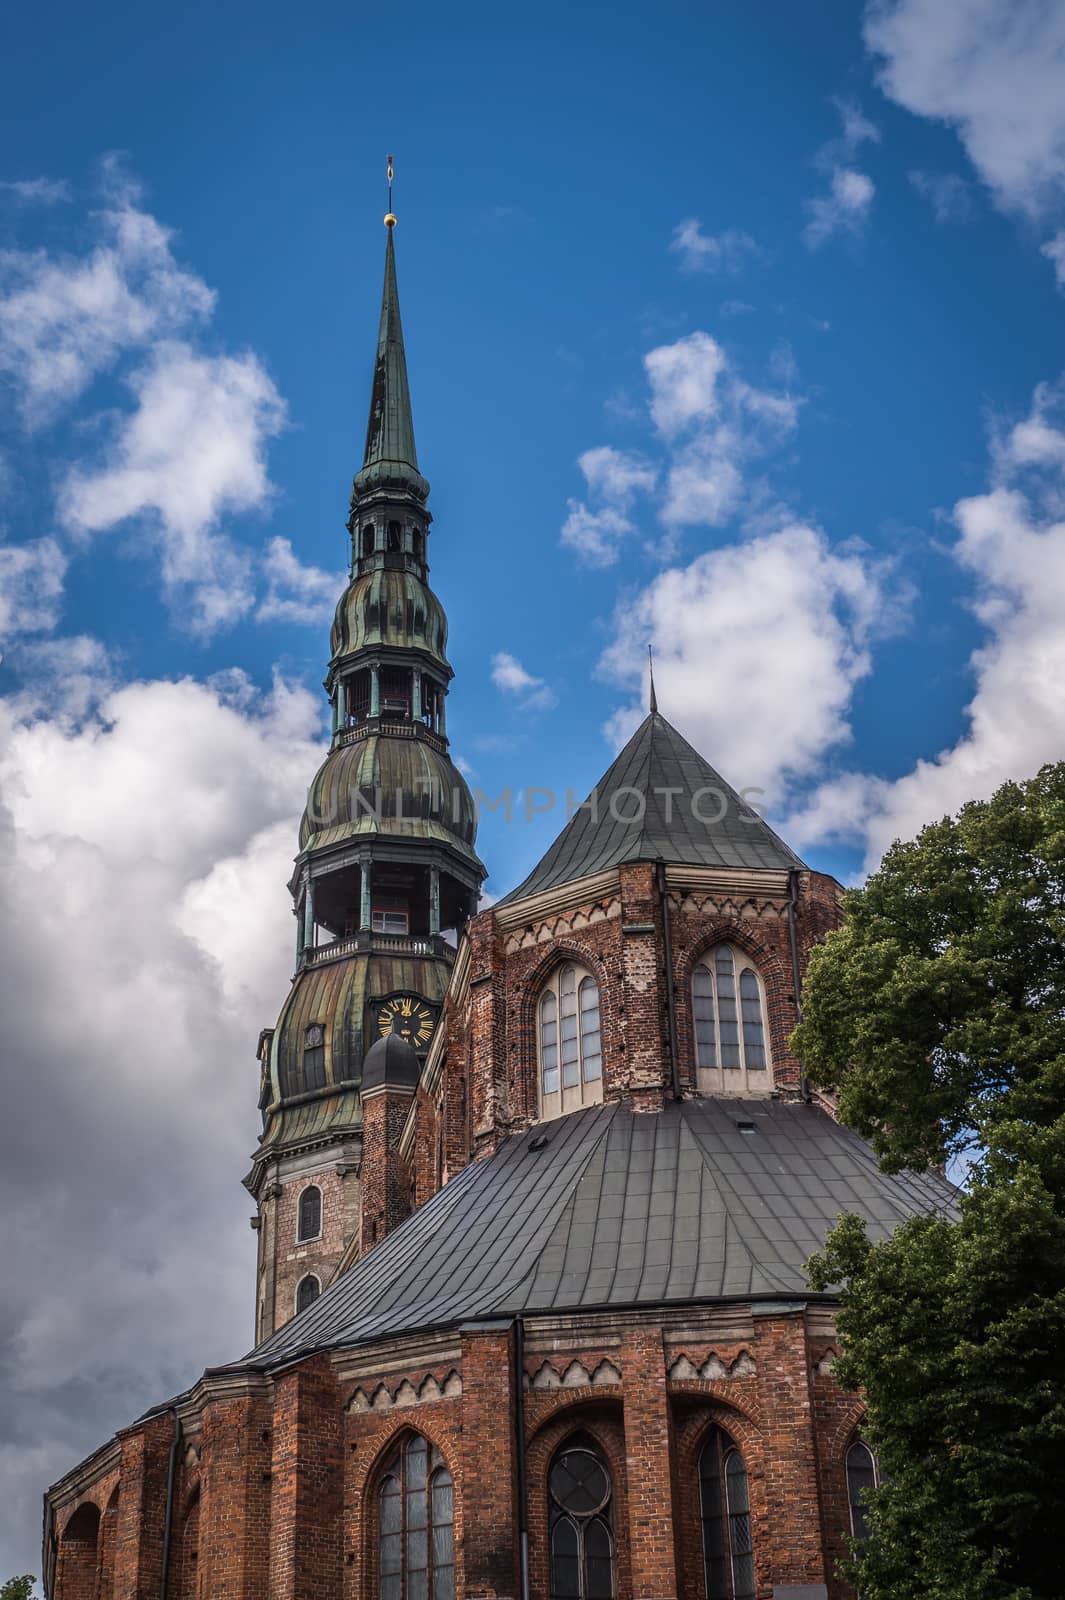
334 718 447 755
301 930 457 969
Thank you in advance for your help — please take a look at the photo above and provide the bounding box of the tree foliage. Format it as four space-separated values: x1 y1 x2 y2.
1 1579 39 1600
798 764 1065 1600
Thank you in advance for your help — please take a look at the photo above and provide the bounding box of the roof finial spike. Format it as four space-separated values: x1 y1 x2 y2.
648 644 658 715
384 153 397 228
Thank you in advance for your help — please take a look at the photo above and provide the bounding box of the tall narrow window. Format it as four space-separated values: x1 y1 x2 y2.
361 523 375 557
379 1434 454 1600
304 1023 326 1089
700 1428 755 1600
297 1184 322 1242
296 1273 320 1314
538 963 603 1120
549 1434 615 1600
691 947 770 1092
847 1440 879 1541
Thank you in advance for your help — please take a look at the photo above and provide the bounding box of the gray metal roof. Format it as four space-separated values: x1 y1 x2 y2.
243 1098 957 1368
497 713 805 906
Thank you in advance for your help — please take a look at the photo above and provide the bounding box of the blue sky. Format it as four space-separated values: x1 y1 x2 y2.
2 0 1065 1577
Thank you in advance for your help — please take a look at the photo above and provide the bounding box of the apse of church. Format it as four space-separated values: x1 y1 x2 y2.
43 194 959 1600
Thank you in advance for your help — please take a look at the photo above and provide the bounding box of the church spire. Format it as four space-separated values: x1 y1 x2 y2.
352 159 428 504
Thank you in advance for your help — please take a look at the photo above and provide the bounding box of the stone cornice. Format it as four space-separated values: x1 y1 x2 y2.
44 1436 121 1511
492 869 621 930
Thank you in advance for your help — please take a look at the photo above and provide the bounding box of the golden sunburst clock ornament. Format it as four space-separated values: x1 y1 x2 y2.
376 994 435 1047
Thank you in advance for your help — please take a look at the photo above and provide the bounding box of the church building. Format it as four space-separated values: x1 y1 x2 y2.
42 202 957 1600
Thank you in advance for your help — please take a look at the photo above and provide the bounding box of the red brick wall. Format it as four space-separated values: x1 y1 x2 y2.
360 1088 414 1251
51 1309 871 1600
266 1166 357 1337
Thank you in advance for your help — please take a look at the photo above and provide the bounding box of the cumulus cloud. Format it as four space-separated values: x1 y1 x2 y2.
0 659 326 1574
786 374 1065 868
256 536 344 626
560 447 657 567
669 219 761 275
0 171 214 426
645 330 729 436
803 97 879 248
490 650 557 711
600 522 902 796
60 341 286 633
0 537 67 645
865 0 1065 220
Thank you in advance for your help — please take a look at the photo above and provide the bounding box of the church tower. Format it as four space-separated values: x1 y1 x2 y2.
245 202 485 1341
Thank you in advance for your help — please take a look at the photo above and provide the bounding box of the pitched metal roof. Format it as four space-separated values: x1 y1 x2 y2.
242 1098 957 1367
497 713 806 905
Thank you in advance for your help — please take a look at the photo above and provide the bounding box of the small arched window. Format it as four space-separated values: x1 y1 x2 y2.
692 946 770 1093
700 1428 755 1600
549 1433 615 1600
296 1273 320 1314
297 1184 322 1242
387 521 402 552
847 1440 879 1541
361 523 375 557
304 1023 326 1089
379 1434 454 1600
538 963 602 1120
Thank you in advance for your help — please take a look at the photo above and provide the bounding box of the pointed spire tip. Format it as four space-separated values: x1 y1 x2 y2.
648 644 658 715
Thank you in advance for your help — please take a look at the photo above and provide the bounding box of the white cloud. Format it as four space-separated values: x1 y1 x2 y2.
669 219 761 275
0 177 70 205
0 179 214 425
0 537 67 645
0 661 326 1573
257 536 344 626
490 650 557 711
560 448 656 567
909 168 975 222
645 330 728 436
803 98 879 249
786 373 1065 868
804 167 876 249
61 341 286 633
1042 231 1065 288
864 0 1065 221
600 522 901 796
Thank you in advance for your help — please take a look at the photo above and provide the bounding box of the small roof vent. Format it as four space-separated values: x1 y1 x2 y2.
528 1133 550 1153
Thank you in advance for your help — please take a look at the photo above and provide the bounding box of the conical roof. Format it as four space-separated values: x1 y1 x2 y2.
353 226 428 501
498 712 805 905
239 1098 958 1367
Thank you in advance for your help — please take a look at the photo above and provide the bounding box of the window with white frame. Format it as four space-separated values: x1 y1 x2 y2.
538 962 602 1121
691 945 771 1093
846 1439 880 1541
297 1184 322 1242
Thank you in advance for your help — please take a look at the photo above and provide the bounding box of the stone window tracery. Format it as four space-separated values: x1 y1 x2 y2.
538 962 602 1121
699 1428 755 1600
379 1433 454 1600
548 1433 616 1600
297 1184 322 1242
691 946 770 1094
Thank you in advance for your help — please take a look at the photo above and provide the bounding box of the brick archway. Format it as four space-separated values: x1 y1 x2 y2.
526 1400 631 1600
515 939 613 1122
56 1501 101 1600
673 919 795 1093
673 1399 770 1600
357 1421 462 1600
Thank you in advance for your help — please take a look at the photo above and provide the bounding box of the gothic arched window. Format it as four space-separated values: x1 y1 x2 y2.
296 1274 320 1314
304 1023 326 1089
549 1433 616 1600
297 1184 322 1242
379 1434 454 1600
538 963 602 1120
700 1427 755 1600
692 946 770 1093
361 523 375 558
847 1440 879 1541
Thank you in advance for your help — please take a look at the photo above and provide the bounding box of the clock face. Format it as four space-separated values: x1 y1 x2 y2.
376 994 436 1048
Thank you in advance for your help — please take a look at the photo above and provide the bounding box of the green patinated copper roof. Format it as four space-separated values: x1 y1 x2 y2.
331 568 450 672
499 711 806 904
352 228 429 503
265 949 454 1113
300 733 482 866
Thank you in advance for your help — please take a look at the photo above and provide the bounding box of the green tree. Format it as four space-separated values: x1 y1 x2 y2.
796 764 1065 1600
1 1578 39 1600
